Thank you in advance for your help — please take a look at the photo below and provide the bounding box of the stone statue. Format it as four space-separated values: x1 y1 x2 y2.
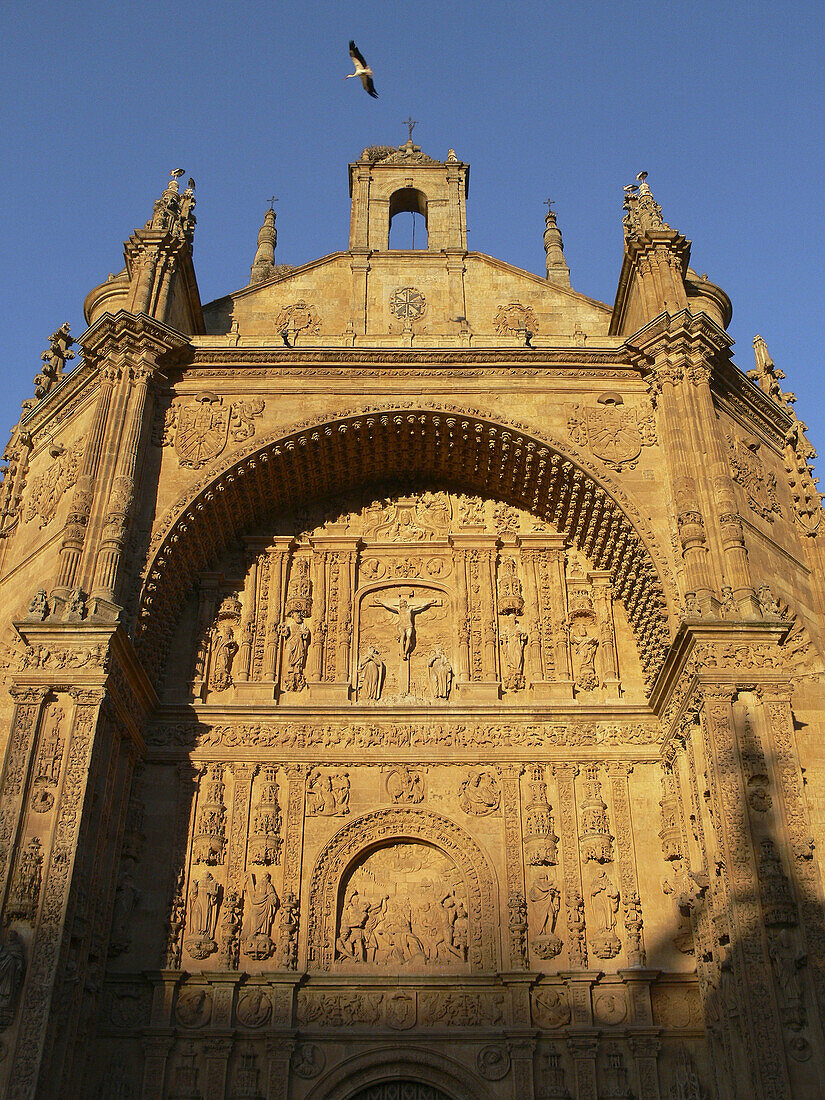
187 872 220 956
279 610 310 690
243 871 279 959
720 585 738 618
529 874 560 937
427 646 453 699
373 590 442 659
65 587 87 622
245 871 279 938
501 618 528 690
210 629 238 691
358 647 384 700
27 589 49 621
276 892 299 969
0 931 25 1030
571 623 599 691
109 870 140 956
591 870 620 932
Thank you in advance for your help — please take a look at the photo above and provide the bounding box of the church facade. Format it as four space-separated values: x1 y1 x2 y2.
0 139 823 1099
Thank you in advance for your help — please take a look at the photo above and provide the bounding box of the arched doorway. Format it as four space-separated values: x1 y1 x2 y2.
348 1084 457 1100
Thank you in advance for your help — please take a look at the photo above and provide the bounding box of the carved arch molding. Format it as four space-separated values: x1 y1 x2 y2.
306 808 498 973
136 405 675 688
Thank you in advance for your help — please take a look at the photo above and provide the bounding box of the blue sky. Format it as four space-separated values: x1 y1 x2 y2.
3 0 824 455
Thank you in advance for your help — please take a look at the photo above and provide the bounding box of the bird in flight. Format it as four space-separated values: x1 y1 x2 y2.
346 41 378 98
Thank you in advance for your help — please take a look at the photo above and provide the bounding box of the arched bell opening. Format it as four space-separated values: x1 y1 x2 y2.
136 408 677 694
388 187 428 249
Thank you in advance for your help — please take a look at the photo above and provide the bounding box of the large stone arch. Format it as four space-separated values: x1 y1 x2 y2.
135 402 678 689
305 808 499 973
305 1045 496 1100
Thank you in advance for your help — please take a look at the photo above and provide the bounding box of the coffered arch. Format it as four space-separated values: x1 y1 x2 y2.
135 404 677 689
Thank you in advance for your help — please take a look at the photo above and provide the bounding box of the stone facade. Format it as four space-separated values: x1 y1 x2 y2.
0 145 822 1099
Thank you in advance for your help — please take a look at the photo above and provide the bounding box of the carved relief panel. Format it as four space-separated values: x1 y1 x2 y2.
169 488 643 705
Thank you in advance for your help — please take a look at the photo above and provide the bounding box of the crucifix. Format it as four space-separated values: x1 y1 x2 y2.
403 116 418 142
373 588 441 694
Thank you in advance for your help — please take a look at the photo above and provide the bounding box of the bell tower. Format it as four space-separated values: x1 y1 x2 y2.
348 138 469 252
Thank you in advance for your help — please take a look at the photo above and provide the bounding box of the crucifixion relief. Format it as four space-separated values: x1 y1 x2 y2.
373 588 442 694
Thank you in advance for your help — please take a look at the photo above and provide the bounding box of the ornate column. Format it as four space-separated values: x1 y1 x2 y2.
91 363 153 602
452 534 499 701
263 538 292 682
518 547 543 686
758 683 825 1039
7 687 106 1100
308 536 354 702
54 365 119 591
0 687 48 901
554 764 587 967
140 1035 174 1100
629 1035 662 1100
507 1038 536 1100
685 356 759 616
500 765 528 970
521 535 572 701
699 684 793 1099
307 545 327 686
202 1036 233 1100
590 571 620 699
280 765 306 968
265 1039 296 1100
565 1033 598 1100
606 762 645 966
451 543 471 683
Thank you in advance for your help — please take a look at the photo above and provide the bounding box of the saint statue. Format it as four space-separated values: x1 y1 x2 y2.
244 871 280 939
210 629 238 691
590 871 620 932
529 874 561 936
279 610 310 690
358 647 384 700
427 646 453 699
0 931 25 1030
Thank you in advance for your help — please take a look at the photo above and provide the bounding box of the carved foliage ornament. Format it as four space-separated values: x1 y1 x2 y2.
568 397 656 470
170 393 265 469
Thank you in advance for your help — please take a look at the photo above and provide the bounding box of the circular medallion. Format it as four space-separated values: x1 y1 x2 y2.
390 287 427 321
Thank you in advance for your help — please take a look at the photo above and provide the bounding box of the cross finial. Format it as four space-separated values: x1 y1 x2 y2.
403 116 418 141
267 195 278 210
544 198 555 212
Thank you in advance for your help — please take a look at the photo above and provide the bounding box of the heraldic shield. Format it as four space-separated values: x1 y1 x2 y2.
569 403 647 468
175 395 231 469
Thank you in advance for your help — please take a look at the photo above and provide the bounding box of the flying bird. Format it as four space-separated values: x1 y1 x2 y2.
346 41 378 98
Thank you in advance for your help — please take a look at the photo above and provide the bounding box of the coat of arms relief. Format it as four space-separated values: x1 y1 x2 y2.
726 435 782 522
567 396 656 471
165 393 265 469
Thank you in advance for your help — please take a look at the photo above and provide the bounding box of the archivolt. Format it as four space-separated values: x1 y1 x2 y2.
135 403 676 687
305 807 499 973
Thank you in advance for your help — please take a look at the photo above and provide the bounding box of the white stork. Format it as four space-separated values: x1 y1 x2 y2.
346 41 378 98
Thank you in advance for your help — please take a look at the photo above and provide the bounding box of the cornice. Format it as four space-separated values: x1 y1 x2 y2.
713 357 794 449
648 619 792 720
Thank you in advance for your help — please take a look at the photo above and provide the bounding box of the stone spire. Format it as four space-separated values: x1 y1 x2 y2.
543 203 570 287
749 335 795 408
250 205 278 284
622 171 669 240
610 171 691 335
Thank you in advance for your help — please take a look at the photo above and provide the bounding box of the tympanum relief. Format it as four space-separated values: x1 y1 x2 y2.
335 843 469 970
172 489 641 705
